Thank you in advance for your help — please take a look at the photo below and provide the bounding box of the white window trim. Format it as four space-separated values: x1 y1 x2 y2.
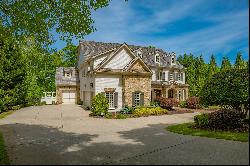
134 92 141 106
106 92 115 109
64 72 72 78
155 54 160 63
157 71 163 81
177 73 181 81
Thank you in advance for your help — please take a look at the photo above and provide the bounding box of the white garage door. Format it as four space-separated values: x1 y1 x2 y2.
62 90 76 104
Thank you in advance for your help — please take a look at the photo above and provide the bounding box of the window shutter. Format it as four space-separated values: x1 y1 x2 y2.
140 92 144 106
162 72 165 81
168 72 171 81
114 92 118 108
132 92 135 106
181 73 183 81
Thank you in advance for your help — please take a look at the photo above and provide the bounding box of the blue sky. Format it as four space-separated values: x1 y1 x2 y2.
51 0 249 65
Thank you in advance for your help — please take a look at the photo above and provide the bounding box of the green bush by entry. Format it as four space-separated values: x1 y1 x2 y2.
91 93 109 116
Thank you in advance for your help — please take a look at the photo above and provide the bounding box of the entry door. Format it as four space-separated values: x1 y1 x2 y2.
62 90 76 103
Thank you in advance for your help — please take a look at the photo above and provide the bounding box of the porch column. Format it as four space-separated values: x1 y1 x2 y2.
185 87 189 100
165 88 169 98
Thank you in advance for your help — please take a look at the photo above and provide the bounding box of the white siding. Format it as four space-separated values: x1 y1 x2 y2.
105 49 132 69
95 75 123 112
94 55 107 69
152 69 156 81
164 70 169 81
79 62 95 107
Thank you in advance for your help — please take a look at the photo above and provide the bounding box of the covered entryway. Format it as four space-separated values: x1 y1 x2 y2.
62 90 76 104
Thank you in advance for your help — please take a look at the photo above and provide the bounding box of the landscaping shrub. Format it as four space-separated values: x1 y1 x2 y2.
91 93 109 116
155 97 179 110
208 109 244 130
11 105 21 111
132 106 168 117
194 113 209 128
186 96 200 109
115 114 128 119
120 105 134 114
150 101 160 107
179 101 187 108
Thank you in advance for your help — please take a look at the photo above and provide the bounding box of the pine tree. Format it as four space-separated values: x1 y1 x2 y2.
234 52 247 69
207 54 219 80
221 56 232 72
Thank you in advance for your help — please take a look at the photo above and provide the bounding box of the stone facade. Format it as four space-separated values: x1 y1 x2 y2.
123 75 151 106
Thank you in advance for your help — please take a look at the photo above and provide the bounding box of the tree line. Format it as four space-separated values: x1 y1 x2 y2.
177 53 248 97
0 29 77 112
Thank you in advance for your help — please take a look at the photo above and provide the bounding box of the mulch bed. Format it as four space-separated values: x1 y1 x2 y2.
168 109 194 115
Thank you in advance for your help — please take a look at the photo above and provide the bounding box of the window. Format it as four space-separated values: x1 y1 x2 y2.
178 90 182 101
82 70 86 77
181 73 183 81
177 73 181 81
105 92 115 109
169 72 174 81
157 71 163 80
155 54 160 63
134 92 141 106
64 72 71 78
171 57 175 64
90 83 93 88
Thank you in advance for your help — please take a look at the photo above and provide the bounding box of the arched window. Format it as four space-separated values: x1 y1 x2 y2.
155 53 160 63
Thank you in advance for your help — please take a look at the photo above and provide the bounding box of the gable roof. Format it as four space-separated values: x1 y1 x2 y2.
79 40 184 69
96 43 136 71
124 57 152 73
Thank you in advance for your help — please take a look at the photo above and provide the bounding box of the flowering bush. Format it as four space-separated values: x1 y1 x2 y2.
155 97 179 110
186 96 200 109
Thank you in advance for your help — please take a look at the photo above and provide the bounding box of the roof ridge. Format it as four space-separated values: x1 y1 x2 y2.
79 40 169 54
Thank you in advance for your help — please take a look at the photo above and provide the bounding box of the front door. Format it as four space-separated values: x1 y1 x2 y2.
154 89 162 97
168 89 174 98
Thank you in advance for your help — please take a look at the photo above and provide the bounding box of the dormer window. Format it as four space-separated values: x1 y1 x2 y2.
155 53 160 63
171 57 175 64
64 71 72 78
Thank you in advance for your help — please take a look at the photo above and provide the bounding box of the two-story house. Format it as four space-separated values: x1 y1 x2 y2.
55 41 189 111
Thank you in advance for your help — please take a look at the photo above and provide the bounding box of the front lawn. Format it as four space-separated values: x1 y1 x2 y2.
0 133 10 165
166 123 249 142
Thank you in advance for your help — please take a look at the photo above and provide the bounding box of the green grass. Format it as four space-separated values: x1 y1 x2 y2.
167 123 249 142
0 111 14 119
0 133 10 165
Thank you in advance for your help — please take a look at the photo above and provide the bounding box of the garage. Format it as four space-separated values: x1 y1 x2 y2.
62 90 76 104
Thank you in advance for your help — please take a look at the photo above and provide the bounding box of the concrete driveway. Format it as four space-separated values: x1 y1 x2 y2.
0 105 248 165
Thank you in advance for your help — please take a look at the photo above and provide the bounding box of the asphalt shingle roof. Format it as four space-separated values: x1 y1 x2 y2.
79 40 184 69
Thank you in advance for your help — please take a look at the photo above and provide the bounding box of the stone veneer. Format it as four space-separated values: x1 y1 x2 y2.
123 75 151 106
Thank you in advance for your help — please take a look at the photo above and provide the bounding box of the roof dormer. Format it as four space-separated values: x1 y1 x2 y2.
155 52 160 64
170 52 176 65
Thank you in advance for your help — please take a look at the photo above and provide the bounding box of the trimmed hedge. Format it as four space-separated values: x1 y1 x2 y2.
194 109 247 131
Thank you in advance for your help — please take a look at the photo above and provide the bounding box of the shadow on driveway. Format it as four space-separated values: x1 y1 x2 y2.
0 122 248 165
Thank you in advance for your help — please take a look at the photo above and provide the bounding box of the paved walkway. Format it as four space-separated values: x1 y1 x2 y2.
0 105 248 165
